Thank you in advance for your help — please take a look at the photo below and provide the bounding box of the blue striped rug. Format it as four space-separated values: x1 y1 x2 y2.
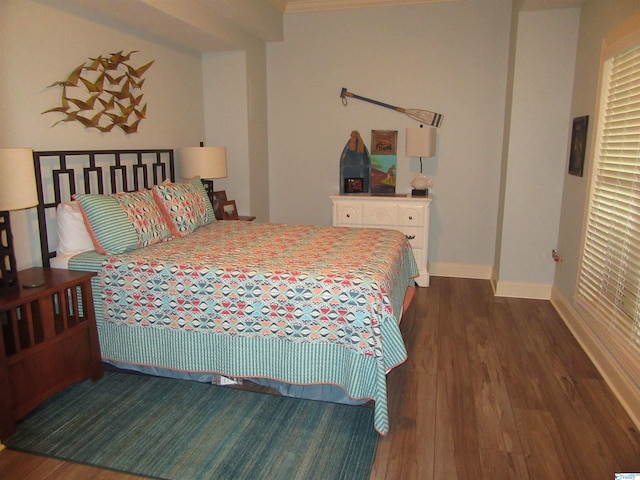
5 372 378 479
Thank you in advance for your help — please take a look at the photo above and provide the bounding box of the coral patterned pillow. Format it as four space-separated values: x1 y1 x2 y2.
152 177 215 237
113 190 173 247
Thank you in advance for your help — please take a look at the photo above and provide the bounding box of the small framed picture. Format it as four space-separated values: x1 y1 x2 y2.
568 115 588 177
212 190 227 220
344 177 364 194
221 200 239 220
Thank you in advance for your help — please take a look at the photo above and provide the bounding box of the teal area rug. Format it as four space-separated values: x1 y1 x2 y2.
5 371 378 479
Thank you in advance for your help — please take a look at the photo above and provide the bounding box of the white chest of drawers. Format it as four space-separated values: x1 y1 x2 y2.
330 194 432 286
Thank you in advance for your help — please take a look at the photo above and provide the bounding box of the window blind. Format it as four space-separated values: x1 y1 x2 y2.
576 44 640 390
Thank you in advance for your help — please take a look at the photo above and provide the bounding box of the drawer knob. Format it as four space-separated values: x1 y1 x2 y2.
409 216 413 220
406 235 415 240
346 214 350 218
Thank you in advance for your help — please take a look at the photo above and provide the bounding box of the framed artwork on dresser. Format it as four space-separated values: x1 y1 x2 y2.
370 130 397 155
212 190 227 220
370 130 397 195
221 200 239 220
344 177 364 193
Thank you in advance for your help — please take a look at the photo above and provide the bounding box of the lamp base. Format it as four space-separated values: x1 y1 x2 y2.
0 211 19 295
411 189 428 197
201 179 215 206
23 279 45 289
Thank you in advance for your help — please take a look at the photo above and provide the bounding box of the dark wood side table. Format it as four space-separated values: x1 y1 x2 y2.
0 268 103 441
221 216 256 221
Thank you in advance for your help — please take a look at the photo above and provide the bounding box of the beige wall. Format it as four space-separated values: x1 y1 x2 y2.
202 51 252 218
202 43 270 222
0 0 205 268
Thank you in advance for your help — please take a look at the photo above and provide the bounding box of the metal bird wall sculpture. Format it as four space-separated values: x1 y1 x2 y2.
43 51 154 134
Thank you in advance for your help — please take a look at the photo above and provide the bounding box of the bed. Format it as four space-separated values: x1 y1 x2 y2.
32 149 418 435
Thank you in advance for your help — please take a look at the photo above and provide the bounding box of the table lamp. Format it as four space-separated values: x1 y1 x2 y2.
405 125 437 196
177 143 228 205
0 148 40 293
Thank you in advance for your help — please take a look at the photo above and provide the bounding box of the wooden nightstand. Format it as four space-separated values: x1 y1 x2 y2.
221 216 256 221
0 268 103 441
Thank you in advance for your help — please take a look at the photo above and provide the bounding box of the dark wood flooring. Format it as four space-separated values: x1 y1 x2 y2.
1 277 639 479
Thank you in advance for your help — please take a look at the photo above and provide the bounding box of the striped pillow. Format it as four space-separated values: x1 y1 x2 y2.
152 177 216 237
75 190 172 255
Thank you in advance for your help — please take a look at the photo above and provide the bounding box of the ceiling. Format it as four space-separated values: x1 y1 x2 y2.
43 0 587 54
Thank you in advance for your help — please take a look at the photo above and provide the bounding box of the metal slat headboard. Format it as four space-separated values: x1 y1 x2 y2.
33 149 175 267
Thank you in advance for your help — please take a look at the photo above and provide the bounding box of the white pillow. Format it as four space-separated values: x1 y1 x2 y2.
56 201 95 256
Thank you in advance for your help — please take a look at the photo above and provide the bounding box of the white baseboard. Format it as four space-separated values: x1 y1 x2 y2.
430 263 551 299
430 262 492 280
550 286 640 430
494 280 552 299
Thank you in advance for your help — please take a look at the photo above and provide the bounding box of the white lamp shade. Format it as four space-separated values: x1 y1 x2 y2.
178 146 228 179
0 148 38 211
406 126 437 158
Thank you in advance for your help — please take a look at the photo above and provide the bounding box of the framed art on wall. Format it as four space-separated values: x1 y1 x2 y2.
569 115 588 177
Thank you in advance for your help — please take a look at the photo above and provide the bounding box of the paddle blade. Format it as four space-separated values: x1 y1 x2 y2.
400 108 444 128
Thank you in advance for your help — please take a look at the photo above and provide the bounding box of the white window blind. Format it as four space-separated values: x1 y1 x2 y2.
577 43 640 389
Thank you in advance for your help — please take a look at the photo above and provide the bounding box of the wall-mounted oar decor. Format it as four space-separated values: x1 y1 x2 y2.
340 88 443 128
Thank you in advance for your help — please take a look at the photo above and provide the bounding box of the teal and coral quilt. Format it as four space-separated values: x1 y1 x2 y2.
71 221 418 434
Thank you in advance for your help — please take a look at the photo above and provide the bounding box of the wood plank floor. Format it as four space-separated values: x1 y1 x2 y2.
1 277 639 479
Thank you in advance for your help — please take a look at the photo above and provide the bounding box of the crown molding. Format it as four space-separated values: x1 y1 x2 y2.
283 0 445 13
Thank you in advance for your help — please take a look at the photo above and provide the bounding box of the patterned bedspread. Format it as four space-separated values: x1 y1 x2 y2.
70 221 418 434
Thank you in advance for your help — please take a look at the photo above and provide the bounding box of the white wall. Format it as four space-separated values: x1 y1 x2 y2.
267 1 512 274
0 0 205 268
495 8 580 298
